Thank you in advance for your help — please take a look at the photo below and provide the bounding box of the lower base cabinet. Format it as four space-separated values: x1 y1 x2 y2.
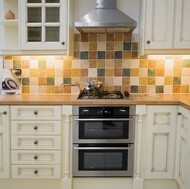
175 106 190 189
144 105 177 179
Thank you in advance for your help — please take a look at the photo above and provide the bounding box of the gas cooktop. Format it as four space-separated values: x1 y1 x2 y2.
77 90 132 100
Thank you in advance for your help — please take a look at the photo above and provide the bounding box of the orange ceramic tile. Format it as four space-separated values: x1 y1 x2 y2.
148 77 155 85
38 78 46 85
132 51 138 59
71 69 81 77
4 56 13 60
63 69 71 77
63 60 71 68
55 86 64 93
47 69 55 77
22 60 30 68
140 59 148 68
173 86 181 93
123 34 132 42
106 42 114 50
122 51 132 59
174 59 183 68
114 69 122 76
38 69 47 77
148 60 156 68
30 69 38 77
156 60 165 69
122 77 130 85
89 42 97 51
47 86 55 93
97 60 105 68
89 59 97 68
89 34 97 42
121 86 130 93
181 85 189 93
89 51 97 59
173 68 182 77
130 68 139 76
106 34 114 42
22 86 30 93
156 69 164 76
81 69 88 77
106 51 114 59
63 86 71 93
114 60 122 68
164 77 173 85
115 33 123 41
139 77 148 85
106 69 114 76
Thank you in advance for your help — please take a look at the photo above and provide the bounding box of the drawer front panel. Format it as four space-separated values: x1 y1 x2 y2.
11 165 60 179
11 150 61 164
11 106 61 120
11 136 61 149
11 121 62 135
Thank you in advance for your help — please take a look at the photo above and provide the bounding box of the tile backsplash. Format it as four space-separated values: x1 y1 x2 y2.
3 33 190 94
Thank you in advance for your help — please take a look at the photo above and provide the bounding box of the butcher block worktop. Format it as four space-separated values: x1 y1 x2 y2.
0 93 190 110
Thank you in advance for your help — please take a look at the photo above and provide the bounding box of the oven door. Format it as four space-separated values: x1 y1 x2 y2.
72 144 134 177
73 117 135 143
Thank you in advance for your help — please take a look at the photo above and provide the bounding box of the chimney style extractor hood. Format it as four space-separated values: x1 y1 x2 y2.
75 0 137 33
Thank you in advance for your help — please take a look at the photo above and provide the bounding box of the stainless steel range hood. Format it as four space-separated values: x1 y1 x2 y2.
75 0 137 33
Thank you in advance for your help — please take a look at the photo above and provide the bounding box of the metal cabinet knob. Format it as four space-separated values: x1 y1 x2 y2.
3 111 7 115
147 40 150 44
34 126 38 130
177 112 182 115
34 141 38 145
34 111 38 115
34 170 38 174
34 155 38 160
61 41 65 45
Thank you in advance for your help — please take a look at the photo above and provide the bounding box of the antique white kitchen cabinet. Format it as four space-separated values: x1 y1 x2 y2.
10 105 62 179
140 0 190 55
144 105 177 179
175 106 190 189
0 0 73 55
0 106 10 178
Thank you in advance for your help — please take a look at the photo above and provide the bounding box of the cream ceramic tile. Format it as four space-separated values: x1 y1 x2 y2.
156 77 164 85
130 59 139 68
165 59 174 69
30 60 39 68
88 68 97 77
113 77 122 85
130 77 139 85
55 77 63 86
46 61 55 68
30 77 38 86
72 60 81 68
22 69 30 77
4 60 13 68
80 42 89 51
164 85 173 93
181 77 190 85
105 60 114 68
55 60 63 69
30 86 39 94
105 77 113 86
97 42 106 51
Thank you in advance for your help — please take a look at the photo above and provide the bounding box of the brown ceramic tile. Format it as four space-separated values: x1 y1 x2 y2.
130 68 139 76
122 77 130 85
89 34 97 42
74 34 80 42
89 60 97 68
106 69 114 76
106 51 114 59
106 34 114 42
123 51 132 59
97 60 105 68
89 42 97 51
114 60 122 68
115 33 123 41
106 42 114 50
89 51 97 59
114 69 122 76
63 86 71 93
81 69 88 77
81 34 88 42
97 34 106 42
138 86 147 93
148 77 155 85
123 34 132 42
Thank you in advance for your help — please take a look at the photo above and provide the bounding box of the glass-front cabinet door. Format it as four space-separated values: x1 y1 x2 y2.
20 0 67 50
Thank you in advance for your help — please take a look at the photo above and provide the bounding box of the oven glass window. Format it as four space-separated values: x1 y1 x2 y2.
79 121 129 139
79 149 128 171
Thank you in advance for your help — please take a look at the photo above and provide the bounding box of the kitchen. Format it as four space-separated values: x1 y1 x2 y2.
0 0 190 189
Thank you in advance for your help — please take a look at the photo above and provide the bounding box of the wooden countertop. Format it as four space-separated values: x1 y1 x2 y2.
0 93 190 110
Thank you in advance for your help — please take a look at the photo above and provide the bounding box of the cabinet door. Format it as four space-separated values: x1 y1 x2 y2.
20 0 67 50
144 0 174 49
0 106 10 178
174 0 190 48
175 106 190 189
145 105 177 179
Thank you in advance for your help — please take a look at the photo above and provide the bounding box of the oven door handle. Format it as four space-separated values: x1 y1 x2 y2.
74 118 133 121
74 144 134 150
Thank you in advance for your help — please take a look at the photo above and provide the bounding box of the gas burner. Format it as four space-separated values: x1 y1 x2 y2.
101 91 124 99
78 90 101 99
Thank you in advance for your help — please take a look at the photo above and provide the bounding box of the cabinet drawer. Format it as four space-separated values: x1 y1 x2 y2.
11 150 61 164
11 121 62 135
11 165 60 179
11 136 61 150
11 106 61 120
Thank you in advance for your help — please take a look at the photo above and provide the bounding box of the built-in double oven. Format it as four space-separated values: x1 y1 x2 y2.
72 105 136 177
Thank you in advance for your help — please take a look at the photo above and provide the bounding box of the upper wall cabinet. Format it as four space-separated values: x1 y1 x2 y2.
0 0 73 55
140 0 190 55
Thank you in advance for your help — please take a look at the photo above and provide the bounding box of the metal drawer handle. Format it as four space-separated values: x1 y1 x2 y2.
74 144 134 150
34 170 38 174
34 155 38 160
34 126 38 130
34 111 38 115
75 118 134 121
3 111 7 115
34 141 38 145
